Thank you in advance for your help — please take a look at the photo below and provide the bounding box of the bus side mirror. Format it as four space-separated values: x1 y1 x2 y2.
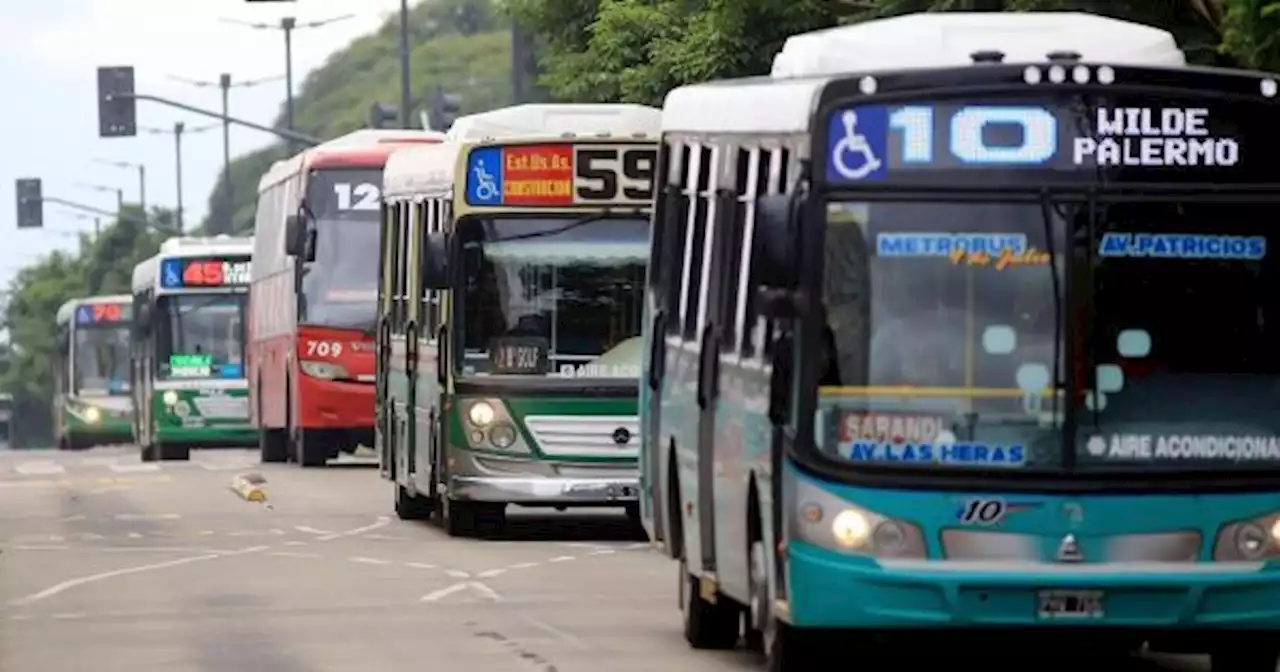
422 232 450 290
285 214 304 256
135 304 150 330
753 195 799 288
55 329 69 352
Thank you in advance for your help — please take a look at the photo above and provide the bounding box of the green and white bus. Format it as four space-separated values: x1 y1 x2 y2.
130 236 254 461
53 295 134 451
379 104 660 535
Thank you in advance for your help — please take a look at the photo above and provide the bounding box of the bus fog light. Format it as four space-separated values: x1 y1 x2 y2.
831 509 871 548
163 391 179 405
800 503 823 523
1235 523 1268 559
872 520 907 552
489 423 517 449
467 401 495 427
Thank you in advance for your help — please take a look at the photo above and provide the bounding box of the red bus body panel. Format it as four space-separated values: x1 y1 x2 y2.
248 131 442 437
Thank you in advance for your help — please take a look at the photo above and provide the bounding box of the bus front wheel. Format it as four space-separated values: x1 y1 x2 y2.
680 557 740 650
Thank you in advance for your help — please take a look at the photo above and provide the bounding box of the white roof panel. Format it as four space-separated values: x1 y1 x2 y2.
445 104 661 143
664 12 1185 134
384 142 463 199
771 12 1183 78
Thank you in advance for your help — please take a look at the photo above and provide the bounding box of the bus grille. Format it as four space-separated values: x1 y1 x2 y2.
523 415 640 459
192 396 249 420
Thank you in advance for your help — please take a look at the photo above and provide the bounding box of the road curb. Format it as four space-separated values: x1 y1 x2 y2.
229 472 267 502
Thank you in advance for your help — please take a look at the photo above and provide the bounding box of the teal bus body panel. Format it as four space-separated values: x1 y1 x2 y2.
660 340 702 563
785 465 1280 628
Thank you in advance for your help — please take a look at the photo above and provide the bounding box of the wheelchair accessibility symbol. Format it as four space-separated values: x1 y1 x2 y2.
830 110 882 180
472 160 498 201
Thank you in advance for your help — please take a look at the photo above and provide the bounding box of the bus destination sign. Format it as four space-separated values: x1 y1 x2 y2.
160 256 251 289
75 302 132 325
465 143 657 207
822 94 1273 186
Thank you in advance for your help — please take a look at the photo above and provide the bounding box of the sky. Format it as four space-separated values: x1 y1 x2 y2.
0 0 406 287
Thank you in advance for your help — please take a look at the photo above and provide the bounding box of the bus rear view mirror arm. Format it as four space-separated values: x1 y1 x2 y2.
284 214 303 256
753 194 800 288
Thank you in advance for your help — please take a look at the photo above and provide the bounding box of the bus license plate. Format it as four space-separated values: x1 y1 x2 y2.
1037 590 1104 619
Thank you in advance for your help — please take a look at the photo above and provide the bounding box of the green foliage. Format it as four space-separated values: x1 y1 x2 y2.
0 207 172 446
200 0 514 235
511 0 1280 106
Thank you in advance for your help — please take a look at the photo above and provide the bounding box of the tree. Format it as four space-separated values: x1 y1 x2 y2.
508 0 1280 106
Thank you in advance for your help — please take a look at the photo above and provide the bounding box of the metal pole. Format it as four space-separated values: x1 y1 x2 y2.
116 189 124 211
220 73 233 235
94 218 101 237
283 17 296 151
137 165 146 215
399 0 411 128
174 122 185 235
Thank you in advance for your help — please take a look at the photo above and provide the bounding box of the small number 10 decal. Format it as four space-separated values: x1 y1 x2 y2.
956 498 1007 525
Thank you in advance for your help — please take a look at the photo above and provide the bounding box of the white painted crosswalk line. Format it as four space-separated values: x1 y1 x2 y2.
107 463 161 473
14 461 66 476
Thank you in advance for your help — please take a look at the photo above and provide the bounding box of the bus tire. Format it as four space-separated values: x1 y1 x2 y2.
158 443 190 461
260 428 288 463
141 444 157 462
294 429 330 468
57 436 70 452
680 556 740 650
394 484 433 520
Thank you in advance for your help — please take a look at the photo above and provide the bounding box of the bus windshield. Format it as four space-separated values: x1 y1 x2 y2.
457 215 648 379
300 168 382 332
156 294 247 380
74 324 131 395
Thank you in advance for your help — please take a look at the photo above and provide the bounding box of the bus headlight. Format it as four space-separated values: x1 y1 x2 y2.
467 401 496 427
488 423 517 449
792 479 924 558
84 407 101 424
162 391 179 406
1215 514 1280 561
300 361 348 380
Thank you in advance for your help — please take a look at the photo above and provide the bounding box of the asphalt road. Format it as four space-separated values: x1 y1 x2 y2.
0 447 1208 672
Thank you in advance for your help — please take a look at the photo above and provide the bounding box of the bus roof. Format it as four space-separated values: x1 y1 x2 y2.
257 128 445 193
445 104 661 142
663 12 1186 134
384 104 662 200
131 236 254 292
55 294 131 326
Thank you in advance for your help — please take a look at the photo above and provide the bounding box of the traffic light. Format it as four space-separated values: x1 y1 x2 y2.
15 179 42 229
368 102 398 129
427 87 463 132
97 66 137 138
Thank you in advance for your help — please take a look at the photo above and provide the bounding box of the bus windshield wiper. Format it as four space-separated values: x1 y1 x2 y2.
485 214 611 244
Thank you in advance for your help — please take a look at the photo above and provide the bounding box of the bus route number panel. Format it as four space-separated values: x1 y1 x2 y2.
75 303 132 325
160 257 251 289
464 143 658 207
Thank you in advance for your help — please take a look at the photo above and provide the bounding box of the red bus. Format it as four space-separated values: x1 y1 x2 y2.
250 129 444 466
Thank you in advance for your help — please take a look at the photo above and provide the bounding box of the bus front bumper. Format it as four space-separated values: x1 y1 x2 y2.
785 540 1280 631
446 448 638 506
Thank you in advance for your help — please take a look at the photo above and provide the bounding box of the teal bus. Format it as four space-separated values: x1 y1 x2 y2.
53 295 134 450
130 236 254 461
641 12 1280 670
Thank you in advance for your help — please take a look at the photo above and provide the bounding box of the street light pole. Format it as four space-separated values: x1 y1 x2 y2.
399 0 411 128
174 122 185 234
283 16 296 143
90 158 147 214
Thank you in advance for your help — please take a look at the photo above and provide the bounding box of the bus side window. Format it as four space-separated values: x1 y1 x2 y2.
391 201 408 333
680 144 713 340
720 147 757 352
378 201 395 321
660 143 691 334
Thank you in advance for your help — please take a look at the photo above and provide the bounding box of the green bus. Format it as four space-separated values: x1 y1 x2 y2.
378 104 660 535
130 236 254 461
53 295 134 451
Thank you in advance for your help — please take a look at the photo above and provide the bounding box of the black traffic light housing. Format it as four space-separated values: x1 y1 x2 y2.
368 102 398 129
97 66 137 138
15 179 42 229
427 87 463 132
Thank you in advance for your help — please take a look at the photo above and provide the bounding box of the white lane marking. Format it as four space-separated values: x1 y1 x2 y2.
79 457 119 466
270 551 319 559
421 583 470 602
107 463 160 473
520 615 590 650
316 516 390 542
362 534 409 541
7 546 267 606
509 562 539 570
0 480 68 489
126 533 143 539
294 526 332 535
477 568 506 578
588 549 616 556
282 540 307 546
6 545 70 551
468 582 501 601
445 569 471 579
59 515 87 522
15 462 65 476
405 562 436 570
548 556 575 563
53 612 86 620
349 557 391 565
113 513 180 521
624 542 648 549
